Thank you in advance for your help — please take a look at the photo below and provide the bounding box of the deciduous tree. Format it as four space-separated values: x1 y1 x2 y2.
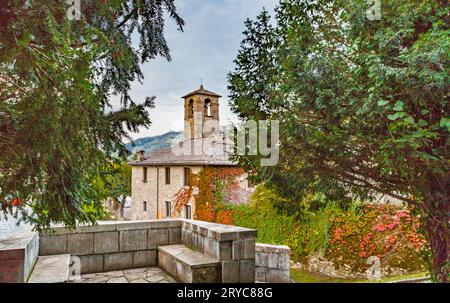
229 0 449 281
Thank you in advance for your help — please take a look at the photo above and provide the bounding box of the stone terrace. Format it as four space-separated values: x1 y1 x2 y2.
36 219 257 283
1 219 291 283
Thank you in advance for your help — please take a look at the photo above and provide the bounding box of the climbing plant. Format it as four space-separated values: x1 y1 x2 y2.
173 167 244 223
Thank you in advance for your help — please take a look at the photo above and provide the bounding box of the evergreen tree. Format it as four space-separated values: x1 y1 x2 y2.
0 0 184 230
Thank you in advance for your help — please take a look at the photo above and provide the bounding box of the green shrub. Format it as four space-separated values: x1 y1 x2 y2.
226 186 426 274
231 203 296 245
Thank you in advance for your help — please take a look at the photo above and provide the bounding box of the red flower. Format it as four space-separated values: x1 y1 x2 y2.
10 198 22 207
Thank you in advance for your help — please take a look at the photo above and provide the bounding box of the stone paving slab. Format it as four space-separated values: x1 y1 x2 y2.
73 267 177 283
28 254 71 283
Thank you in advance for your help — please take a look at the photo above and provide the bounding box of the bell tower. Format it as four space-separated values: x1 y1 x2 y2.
182 85 221 139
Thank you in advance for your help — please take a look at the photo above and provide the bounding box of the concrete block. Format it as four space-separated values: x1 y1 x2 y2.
168 228 181 244
158 251 176 276
219 241 232 261
27 254 71 283
218 231 240 242
181 229 186 244
133 250 156 268
0 260 24 283
268 252 278 268
240 259 255 283
182 230 193 249
193 266 219 283
266 268 290 283
148 228 169 249
187 230 194 248
120 230 147 252
152 219 182 229
191 224 198 233
43 223 115 235
0 231 39 283
198 226 208 237
104 252 133 271
221 260 240 283
79 255 104 274
189 231 196 250
277 253 290 270
176 261 192 283
67 233 93 255
94 232 119 254
195 234 204 253
255 251 268 267
255 267 267 282
39 235 67 255
41 226 74 236
24 233 39 281
0 248 24 261
115 221 153 231
203 237 219 259
75 224 116 234
207 229 218 240
239 230 257 240
232 240 244 260
182 221 192 232
256 243 290 254
243 239 255 259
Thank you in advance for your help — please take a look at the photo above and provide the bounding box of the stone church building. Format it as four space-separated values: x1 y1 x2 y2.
129 86 254 220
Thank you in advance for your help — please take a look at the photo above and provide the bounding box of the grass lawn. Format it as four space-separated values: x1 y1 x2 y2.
290 268 429 283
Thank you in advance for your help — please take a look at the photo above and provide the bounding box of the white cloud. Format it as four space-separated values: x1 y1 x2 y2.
117 0 279 141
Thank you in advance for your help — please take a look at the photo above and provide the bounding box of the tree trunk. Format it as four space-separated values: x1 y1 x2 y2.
423 194 449 283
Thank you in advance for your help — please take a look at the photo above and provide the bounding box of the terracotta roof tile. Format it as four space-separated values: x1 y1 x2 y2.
129 145 237 167
181 85 222 99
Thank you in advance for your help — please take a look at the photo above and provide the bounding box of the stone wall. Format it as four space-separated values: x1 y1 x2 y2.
255 243 290 283
131 166 200 220
0 231 39 283
39 220 182 274
182 220 257 283
39 219 257 283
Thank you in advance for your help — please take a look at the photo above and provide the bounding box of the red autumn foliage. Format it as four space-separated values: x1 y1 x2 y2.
326 204 427 272
10 198 23 207
173 167 244 223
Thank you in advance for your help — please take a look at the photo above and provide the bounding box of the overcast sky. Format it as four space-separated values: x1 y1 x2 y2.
120 0 278 141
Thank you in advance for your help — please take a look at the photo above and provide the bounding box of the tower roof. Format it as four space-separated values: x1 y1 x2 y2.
182 85 222 99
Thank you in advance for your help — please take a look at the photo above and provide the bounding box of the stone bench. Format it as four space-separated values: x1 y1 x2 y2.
28 254 71 283
158 244 220 283
181 220 257 283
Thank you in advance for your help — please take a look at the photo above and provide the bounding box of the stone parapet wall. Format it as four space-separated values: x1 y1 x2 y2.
39 220 182 274
39 219 257 283
255 243 290 283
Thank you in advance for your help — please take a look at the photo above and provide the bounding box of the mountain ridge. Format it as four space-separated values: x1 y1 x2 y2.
125 131 182 155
